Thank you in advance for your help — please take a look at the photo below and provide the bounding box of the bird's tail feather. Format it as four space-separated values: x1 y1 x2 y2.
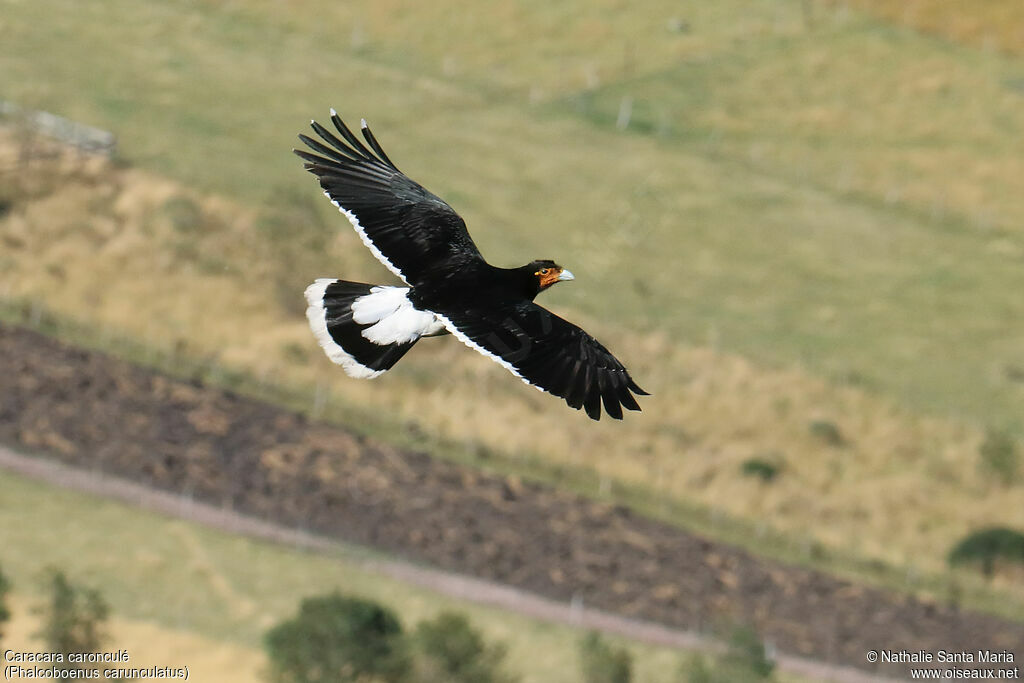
304 279 418 378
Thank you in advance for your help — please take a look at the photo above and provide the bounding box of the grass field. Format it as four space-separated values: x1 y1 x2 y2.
0 469 745 683
2 0 1022 427
1 0 1023 619
849 0 1024 56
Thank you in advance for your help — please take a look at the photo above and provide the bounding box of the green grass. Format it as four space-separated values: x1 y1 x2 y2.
2 0 1024 625
3 297 1022 626
2 0 1021 430
0 467 803 683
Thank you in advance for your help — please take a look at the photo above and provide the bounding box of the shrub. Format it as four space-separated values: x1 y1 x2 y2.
721 626 775 679
681 655 714 683
808 420 844 446
264 593 410 683
740 457 781 482
678 626 775 682
948 527 1024 579
412 611 517 683
978 429 1020 486
579 632 632 683
34 569 109 676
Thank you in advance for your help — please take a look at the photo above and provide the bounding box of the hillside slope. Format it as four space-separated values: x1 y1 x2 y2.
1 130 1021 588
2 323 1021 675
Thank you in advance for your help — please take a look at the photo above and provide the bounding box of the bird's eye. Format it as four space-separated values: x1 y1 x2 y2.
539 268 550 275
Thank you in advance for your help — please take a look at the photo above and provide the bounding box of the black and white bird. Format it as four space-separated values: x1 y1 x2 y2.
295 111 647 420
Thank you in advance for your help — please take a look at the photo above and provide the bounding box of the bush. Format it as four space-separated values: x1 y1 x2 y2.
948 527 1024 579
412 611 517 683
0 564 10 647
264 593 410 683
978 429 1020 486
721 626 775 679
680 655 716 683
679 626 775 682
579 632 632 683
740 457 782 482
808 420 844 446
34 569 109 675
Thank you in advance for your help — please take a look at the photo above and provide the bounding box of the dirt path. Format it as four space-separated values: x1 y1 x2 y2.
0 443 889 683
2 324 1020 679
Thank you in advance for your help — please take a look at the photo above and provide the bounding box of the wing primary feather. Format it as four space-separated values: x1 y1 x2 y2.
583 376 603 420
294 150 334 167
567 361 593 411
301 165 391 191
310 121 364 161
627 379 650 396
617 384 642 412
360 122 399 171
312 162 393 184
557 360 581 409
297 133 359 165
330 112 377 161
542 356 575 398
599 373 624 420
293 149 348 173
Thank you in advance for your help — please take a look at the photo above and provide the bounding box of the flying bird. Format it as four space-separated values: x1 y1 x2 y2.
294 111 647 420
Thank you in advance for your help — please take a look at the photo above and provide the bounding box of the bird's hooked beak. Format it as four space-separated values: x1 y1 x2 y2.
558 269 575 282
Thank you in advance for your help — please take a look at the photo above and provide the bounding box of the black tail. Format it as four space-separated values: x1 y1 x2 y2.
304 279 417 378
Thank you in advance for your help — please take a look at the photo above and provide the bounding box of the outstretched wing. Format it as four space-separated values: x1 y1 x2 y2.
436 301 648 420
294 112 484 286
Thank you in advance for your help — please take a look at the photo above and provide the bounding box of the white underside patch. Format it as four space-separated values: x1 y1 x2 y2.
436 315 547 393
353 286 444 345
304 279 383 379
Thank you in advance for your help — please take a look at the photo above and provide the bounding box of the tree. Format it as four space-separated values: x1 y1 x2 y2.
265 593 410 683
579 632 632 683
412 611 517 683
0 564 11 647
35 569 109 675
949 527 1024 579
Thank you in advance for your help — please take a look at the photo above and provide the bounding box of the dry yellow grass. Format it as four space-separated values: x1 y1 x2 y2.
4 0 1023 433
0 473 774 683
2 130 1021 598
846 0 1024 55
3 595 264 682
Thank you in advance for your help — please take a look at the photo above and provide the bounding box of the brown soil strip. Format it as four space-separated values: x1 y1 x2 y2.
1 324 1019 678
0 444 891 683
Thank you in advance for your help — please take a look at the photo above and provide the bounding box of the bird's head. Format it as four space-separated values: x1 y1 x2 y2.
526 259 574 294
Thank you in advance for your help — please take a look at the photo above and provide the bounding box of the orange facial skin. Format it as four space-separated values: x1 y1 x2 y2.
536 267 563 289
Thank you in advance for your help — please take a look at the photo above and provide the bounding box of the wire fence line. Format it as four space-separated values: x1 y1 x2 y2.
0 443 896 683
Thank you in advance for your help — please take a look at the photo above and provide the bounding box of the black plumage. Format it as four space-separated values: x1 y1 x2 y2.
319 280 417 372
295 113 648 420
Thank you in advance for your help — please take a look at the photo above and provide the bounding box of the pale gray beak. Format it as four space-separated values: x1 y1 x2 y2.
558 269 575 282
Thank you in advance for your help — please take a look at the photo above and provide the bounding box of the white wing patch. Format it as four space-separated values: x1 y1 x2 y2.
324 191 409 284
304 279 383 379
436 315 547 393
352 286 440 345
350 286 409 325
